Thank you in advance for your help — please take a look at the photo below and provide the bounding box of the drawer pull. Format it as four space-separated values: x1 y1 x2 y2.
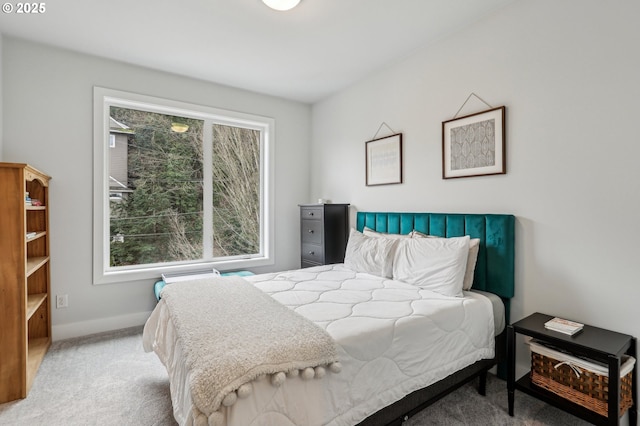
308 229 314 233
308 251 315 255
308 212 314 216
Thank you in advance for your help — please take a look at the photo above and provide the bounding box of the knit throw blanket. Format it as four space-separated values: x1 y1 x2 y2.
160 276 340 424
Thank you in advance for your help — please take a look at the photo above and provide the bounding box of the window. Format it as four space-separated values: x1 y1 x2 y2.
93 88 274 284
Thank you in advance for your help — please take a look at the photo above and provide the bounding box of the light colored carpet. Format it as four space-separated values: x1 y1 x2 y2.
0 327 592 426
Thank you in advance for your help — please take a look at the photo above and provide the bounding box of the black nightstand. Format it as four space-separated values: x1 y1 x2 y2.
507 312 637 426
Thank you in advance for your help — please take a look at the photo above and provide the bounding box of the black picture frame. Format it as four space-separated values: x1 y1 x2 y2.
442 106 506 179
365 133 403 186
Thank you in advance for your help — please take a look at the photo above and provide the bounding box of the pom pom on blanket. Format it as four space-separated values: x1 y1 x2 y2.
237 383 252 398
194 407 225 426
222 391 237 407
329 361 342 373
301 367 315 380
208 411 224 426
193 408 208 426
271 371 286 387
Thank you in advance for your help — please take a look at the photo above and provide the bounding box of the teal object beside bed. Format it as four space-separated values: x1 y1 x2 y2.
356 211 515 322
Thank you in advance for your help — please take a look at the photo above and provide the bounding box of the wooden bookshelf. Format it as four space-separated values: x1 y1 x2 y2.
0 163 52 403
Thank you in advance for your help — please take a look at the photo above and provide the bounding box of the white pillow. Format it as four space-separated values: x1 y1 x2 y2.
463 239 480 290
411 231 480 291
393 236 470 297
363 227 411 239
409 230 432 239
344 228 397 278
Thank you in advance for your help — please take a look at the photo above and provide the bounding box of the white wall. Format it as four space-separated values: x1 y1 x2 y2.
3 37 311 340
312 0 640 378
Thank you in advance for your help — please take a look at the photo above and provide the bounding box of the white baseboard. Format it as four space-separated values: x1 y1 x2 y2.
52 311 152 341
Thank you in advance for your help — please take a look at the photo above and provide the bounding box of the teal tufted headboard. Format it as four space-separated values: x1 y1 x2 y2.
356 212 515 321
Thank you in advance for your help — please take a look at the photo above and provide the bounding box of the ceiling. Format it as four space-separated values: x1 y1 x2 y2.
0 0 516 103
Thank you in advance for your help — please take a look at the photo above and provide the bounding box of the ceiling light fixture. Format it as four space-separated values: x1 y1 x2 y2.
171 122 189 133
262 0 301 11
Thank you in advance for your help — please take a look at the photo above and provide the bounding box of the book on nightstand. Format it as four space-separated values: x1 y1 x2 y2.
544 317 584 335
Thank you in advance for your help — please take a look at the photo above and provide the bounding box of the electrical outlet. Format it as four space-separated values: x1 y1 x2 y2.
56 294 68 309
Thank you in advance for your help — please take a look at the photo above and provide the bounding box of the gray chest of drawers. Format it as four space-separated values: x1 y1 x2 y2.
299 204 350 268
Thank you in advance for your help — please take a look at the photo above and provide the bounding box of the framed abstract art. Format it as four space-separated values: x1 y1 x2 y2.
442 106 505 179
366 133 403 186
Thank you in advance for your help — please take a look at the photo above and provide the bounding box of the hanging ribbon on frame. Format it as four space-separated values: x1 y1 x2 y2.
452 92 494 118
366 122 403 186
370 122 398 141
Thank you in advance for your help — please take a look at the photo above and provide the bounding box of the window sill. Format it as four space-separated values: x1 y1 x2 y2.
93 256 273 285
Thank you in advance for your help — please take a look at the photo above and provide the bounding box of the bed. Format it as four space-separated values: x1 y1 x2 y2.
143 211 515 426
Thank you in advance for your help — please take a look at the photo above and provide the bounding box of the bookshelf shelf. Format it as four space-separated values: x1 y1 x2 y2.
26 256 49 277
26 293 48 319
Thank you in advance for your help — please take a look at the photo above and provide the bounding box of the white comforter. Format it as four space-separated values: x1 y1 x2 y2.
143 264 495 426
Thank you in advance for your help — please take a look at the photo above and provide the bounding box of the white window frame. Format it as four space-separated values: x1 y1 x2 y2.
93 87 275 284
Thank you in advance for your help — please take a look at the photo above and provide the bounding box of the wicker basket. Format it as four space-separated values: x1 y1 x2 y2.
529 340 635 417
